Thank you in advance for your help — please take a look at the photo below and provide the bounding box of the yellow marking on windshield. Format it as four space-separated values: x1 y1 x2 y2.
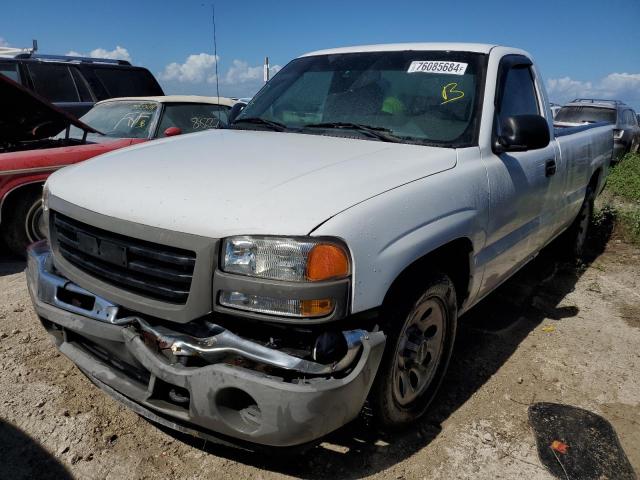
441 82 465 104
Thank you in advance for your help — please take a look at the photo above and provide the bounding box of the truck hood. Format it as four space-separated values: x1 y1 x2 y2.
47 129 457 237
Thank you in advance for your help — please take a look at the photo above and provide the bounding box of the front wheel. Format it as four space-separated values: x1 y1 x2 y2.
1 188 46 257
369 273 457 428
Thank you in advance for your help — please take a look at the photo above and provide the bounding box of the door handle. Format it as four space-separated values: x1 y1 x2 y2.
545 159 557 177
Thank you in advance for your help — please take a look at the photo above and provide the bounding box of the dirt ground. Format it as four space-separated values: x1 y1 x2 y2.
0 228 639 480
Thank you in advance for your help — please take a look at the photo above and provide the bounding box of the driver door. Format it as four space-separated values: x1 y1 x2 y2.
478 56 557 297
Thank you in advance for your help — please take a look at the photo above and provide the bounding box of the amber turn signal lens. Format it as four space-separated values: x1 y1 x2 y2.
306 244 350 281
300 299 334 317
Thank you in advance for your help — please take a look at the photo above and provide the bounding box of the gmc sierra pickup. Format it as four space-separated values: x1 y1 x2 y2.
27 43 614 449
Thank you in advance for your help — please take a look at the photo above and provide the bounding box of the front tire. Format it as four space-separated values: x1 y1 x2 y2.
1 188 46 257
369 273 457 428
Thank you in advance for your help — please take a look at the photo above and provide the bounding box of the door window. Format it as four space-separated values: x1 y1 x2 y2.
498 66 539 123
28 63 78 102
622 110 636 126
93 68 163 97
70 68 94 102
158 103 232 135
0 63 20 83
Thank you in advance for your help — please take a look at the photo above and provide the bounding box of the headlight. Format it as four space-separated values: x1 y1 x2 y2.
613 129 624 140
222 236 350 282
219 236 350 318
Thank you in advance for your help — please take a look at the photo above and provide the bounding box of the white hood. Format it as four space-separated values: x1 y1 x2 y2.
47 129 457 237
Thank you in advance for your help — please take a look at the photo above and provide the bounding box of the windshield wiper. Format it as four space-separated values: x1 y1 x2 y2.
232 117 287 132
302 122 403 143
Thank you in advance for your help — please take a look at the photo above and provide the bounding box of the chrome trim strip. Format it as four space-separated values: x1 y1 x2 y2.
0 165 66 176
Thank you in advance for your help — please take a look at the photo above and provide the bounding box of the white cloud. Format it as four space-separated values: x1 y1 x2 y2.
0 38 9 47
218 59 282 86
547 73 640 107
159 55 281 97
159 53 219 83
66 46 131 62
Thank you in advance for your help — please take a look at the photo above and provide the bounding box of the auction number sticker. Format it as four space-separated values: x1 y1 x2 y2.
407 61 468 75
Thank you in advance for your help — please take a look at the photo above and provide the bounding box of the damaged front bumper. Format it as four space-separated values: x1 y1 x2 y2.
26 241 386 448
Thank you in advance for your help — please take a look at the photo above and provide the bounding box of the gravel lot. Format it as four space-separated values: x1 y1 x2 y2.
1 230 639 480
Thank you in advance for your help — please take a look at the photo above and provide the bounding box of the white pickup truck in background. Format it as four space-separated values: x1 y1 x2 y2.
27 43 613 449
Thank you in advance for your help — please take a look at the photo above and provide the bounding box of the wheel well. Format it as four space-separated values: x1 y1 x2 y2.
383 238 473 309
0 182 44 226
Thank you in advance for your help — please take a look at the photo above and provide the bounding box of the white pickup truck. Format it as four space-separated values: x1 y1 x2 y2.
27 43 613 449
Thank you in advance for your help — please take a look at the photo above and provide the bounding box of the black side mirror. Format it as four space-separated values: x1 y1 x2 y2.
228 102 247 124
495 114 550 153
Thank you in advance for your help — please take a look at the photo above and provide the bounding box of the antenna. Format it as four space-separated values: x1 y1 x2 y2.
264 56 270 83
211 4 220 106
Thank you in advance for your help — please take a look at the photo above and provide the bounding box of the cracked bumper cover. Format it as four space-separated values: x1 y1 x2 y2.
26 242 386 448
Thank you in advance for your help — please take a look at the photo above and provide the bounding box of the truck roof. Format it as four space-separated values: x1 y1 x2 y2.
301 42 498 57
96 95 237 107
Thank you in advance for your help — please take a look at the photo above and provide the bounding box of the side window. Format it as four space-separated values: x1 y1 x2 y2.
624 110 636 126
93 68 163 97
158 104 231 135
28 63 79 102
498 66 539 123
0 63 21 83
70 68 94 102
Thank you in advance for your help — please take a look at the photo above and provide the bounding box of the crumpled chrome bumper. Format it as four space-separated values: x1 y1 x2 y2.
27 241 386 448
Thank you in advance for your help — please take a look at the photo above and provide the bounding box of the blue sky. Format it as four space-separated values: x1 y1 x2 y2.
2 0 639 107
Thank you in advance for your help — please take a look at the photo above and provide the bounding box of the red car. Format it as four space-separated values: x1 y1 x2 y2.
0 75 236 255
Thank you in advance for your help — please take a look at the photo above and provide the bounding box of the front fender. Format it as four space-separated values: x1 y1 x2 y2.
311 148 488 314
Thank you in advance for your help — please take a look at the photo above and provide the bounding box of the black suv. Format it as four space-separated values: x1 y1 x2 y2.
0 53 164 118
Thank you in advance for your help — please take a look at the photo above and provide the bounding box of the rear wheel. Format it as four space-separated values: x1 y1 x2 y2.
1 187 46 257
563 183 596 259
369 273 457 428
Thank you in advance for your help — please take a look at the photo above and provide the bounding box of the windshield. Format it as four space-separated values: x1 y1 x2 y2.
555 106 617 124
236 51 486 146
65 101 160 139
